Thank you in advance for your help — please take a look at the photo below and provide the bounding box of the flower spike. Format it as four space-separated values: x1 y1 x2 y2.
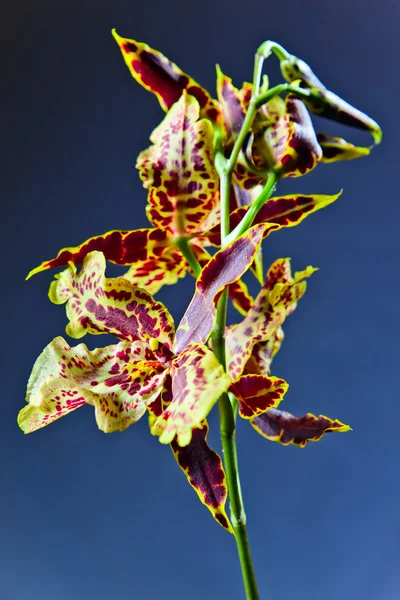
137 92 220 237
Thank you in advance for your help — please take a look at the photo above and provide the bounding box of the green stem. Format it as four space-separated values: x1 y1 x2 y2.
175 237 202 277
210 47 272 600
219 393 260 600
256 40 290 62
212 302 259 600
225 172 278 245
255 83 311 109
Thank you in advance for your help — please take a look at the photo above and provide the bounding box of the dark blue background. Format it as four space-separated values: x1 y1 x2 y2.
2 1 399 598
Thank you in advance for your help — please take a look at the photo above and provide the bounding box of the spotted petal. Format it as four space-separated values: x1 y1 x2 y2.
123 245 187 294
137 92 220 237
175 223 274 353
49 251 175 349
226 258 316 379
231 375 288 418
171 420 233 532
18 337 168 434
112 30 219 121
151 343 230 446
206 192 341 246
26 229 171 279
317 133 370 163
251 408 351 447
252 95 322 179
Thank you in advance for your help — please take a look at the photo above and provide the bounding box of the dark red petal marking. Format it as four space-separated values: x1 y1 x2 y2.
171 421 233 532
251 408 351 447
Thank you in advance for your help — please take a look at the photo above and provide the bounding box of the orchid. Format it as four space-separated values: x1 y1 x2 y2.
19 30 381 599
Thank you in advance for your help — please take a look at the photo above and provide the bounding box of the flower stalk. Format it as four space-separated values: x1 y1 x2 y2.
18 29 381 600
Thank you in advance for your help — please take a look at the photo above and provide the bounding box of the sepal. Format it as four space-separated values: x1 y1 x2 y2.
112 30 219 120
317 133 370 163
26 228 170 279
171 420 233 532
279 55 381 144
206 192 341 246
251 407 351 447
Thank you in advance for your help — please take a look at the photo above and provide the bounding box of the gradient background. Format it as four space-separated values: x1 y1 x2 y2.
2 1 399 598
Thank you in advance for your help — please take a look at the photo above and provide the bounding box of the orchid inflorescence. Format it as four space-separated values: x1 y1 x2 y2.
19 30 381 598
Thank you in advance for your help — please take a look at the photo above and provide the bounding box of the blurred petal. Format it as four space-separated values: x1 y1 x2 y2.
171 420 233 532
112 30 219 120
175 224 272 353
137 93 220 237
317 133 370 163
49 251 175 349
18 337 167 434
151 343 230 446
251 408 351 447
231 375 288 418
27 229 170 279
243 327 284 376
280 56 381 144
304 89 382 144
229 279 254 315
216 66 246 140
280 56 325 89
